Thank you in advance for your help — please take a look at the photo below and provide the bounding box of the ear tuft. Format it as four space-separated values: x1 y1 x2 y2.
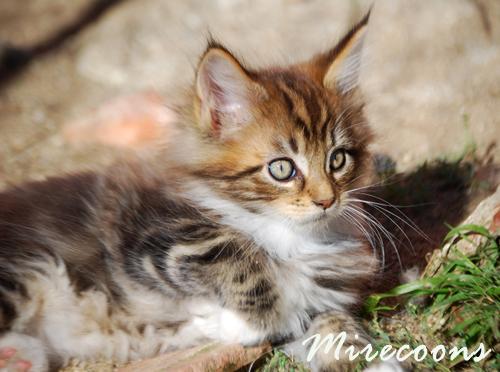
321 10 370 93
195 43 258 138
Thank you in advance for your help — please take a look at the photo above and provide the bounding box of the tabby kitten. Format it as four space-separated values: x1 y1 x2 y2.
0 13 397 372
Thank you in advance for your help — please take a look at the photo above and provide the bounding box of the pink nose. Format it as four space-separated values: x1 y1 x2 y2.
313 198 335 210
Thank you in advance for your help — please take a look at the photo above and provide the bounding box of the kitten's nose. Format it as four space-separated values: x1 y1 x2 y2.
313 198 335 210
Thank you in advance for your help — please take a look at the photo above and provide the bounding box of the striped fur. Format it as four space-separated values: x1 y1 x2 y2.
0 12 396 372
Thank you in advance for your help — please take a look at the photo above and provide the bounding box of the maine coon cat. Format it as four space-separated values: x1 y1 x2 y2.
0 12 399 372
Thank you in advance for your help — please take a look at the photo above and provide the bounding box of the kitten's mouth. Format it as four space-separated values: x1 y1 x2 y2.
298 205 346 226
298 211 328 225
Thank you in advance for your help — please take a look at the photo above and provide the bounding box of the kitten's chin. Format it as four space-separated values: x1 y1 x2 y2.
291 211 329 227
296 207 344 226
293 209 352 235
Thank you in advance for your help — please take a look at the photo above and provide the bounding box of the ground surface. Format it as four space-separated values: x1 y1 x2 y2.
0 0 499 371
1 0 499 189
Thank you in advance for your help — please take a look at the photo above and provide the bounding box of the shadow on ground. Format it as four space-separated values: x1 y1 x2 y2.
365 149 499 294
0 0 124 86
244 152 499 371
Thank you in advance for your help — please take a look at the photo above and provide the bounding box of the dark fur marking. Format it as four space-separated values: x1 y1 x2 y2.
320 112 333 141
0 297 16 331
231 194 276 202
183 241 235 264
0 270 27 297
175 224 219 242
313 276 350 291
294 115 312 140
289 137 299 153
238 294 277 313
302 88 322 132
115 186 195 291
278 83 312 140
244 279 272 297
194 165 262 181
280 85 295 114
233 272 247 284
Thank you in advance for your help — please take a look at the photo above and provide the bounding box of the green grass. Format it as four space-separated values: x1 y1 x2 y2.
255 224 498 371
256 350 308 372
364 224 499 371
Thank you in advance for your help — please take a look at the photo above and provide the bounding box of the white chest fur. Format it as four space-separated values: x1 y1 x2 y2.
184 224 361 345
184 183 366 341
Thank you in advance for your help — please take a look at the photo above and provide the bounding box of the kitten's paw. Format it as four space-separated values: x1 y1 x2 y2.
216 308 264 345
189 303 264 345
364 358 405 372
0 334 48 372
0 347 32 372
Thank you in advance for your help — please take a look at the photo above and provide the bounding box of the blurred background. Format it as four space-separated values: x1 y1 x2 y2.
0 0 499 189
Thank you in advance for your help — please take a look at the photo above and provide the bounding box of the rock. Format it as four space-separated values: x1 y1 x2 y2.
0 0 90 48
424 184 500 277
63 90 176 149
118 342 271 372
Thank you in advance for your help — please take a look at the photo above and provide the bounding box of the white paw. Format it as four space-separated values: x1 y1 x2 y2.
0 333 48 372
217 308 264 345
189 302 264 345
364 358 405 372
282 339 308 365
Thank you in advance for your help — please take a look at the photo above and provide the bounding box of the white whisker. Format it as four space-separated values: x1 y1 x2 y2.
346 198 416 255
350 192 432 243
345 204 402 269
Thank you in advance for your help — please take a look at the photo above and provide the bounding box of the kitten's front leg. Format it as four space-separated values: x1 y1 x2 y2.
176 242 282 346
285 310 404 372
0 333 48 372
186 301 268 346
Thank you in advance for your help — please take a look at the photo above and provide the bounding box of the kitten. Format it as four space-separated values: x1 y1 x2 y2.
0 12 398 372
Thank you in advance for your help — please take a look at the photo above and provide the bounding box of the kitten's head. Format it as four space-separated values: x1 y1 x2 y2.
184 13 373 226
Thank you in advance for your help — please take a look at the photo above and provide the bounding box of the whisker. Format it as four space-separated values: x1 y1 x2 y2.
342 206 387 269
351 192 432 243
347 198 416 256
345 174 402 194
346 194 433 209
345 204 403 269
344 209 386 271
341 208 384 270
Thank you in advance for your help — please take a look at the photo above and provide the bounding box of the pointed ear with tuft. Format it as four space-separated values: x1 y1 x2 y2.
195 44 264 139
319 11 370 94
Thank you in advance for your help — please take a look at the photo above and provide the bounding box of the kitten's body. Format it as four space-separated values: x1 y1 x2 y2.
0 164 373 368
0 13 398 372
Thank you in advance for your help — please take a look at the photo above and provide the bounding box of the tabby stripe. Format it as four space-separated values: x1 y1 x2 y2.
320 112 333 140
0 297 16 330
278 82 313 140
302 87 322 136
183 242 234 264
289 136 299 153
313 276 350 291
176 224 219 242
122 229 185 292
0 270 28 297
238 295 277 312
230 194 276 202
294 115 312 141
242 279 272 297
194 165 262 181
281 85 294 113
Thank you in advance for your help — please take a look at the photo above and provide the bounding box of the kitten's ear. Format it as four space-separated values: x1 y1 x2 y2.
195 43 262 138
318 11 370 93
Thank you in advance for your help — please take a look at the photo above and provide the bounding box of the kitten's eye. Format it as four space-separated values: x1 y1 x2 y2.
330 149 347 171
268 158 296 181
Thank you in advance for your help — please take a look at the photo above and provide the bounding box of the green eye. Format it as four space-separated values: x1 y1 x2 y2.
268 158 296 181
330 149 347 171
